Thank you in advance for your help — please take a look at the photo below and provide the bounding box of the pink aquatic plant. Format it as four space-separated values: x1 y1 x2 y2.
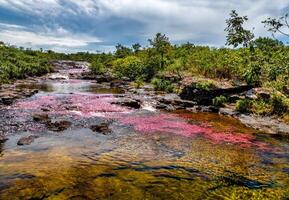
115 113 270 150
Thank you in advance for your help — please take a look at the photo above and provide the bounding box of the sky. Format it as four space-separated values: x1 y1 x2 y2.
0 0 288 53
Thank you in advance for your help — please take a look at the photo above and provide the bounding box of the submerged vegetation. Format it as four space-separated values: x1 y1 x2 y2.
0 11 288 119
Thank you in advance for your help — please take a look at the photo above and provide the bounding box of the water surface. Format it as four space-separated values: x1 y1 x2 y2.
0 75 288 199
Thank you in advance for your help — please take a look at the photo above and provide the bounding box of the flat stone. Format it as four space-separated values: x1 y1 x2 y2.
47 121 72 132
90 123 111 135
17 135 39 146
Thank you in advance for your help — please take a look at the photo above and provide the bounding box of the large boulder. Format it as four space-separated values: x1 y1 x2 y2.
180 83 252 106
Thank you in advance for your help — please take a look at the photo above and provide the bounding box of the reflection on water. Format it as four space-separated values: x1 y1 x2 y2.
16 80 124 95
1 77 289 199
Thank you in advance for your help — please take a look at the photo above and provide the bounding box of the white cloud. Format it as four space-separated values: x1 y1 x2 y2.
0 0 288 50
0 23 101 48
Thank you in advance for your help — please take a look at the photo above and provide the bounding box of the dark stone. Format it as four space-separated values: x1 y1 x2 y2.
90 123 111 135
112 98 141 109
180 84 253 106
33 113 50 123
17 135 39 146
47 121 72 132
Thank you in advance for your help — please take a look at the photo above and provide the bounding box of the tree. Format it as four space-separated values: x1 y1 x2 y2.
132 43 141 53
225 10 262 86
225 10 254 47
115 43 132 58
148 33 171 69
262 14 289 38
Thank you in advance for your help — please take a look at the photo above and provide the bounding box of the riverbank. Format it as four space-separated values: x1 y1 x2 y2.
1 60 289 137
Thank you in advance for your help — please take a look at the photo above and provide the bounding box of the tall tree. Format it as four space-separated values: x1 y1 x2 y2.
148 33 171 69
132 43 141 53
225 10 254 48
115 43 132 58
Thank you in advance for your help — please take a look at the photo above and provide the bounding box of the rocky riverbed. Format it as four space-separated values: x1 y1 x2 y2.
0 61 288 199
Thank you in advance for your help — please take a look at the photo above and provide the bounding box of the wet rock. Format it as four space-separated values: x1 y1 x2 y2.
41 107 50 112
90 123 111 135
180 84 253 105
112 98 141 109
237 114 289 135
186 106 219 113
47 121 72 132
33 113 50 123
110 80 128 88
219 108 238 116
17 135 39 146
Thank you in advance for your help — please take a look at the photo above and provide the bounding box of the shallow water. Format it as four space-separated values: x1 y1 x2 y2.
1 74 289 199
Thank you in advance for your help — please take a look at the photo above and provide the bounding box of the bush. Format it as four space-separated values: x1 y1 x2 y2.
112 56 144 81
195 80 216 91
90 59 106 74
271 93 289 115
236 99 252 113
213 95 228 107
151 78 174 93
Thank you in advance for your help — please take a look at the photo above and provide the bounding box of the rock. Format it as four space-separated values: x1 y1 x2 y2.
90 123 111 135
112 98 141 109
254 88 271 99
219 108 237 116
180 84 253 106
33 113 50 123
47 121 72 132
186 106 219 113
17 135 39 146
110 80 128 88
237 114 289 135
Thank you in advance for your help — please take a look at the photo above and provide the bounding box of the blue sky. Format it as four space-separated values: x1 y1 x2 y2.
0 0 288 53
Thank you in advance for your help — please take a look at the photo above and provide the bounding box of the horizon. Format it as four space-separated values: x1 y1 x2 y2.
0 0 288 53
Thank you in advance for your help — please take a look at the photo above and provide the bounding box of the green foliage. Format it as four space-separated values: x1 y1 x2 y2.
90 59 106 74
112 56 144 81
236 99 252 113
0 44 52 84
271 93 289 115
195 80 216 91
236 93 289 116
225 10 254 47
151 78 174 93
213 95 228 107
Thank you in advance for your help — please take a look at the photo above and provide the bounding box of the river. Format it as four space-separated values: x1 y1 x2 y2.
0 62 288 199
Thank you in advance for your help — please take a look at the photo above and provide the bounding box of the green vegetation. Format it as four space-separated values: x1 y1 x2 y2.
236 92 289 117
213 96 228 107
151 78 175 93
0 45 52 83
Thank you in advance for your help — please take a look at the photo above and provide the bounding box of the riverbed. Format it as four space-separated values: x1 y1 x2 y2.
0 62 288 199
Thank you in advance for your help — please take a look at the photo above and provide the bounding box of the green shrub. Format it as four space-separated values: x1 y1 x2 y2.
151 78 174 93
112 56 144 81
90 59 106 74
271 93 289 115
212 95 228 107
236 99 252 113
195 80 216 91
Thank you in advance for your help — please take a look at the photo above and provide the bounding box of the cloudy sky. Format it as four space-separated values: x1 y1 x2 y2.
0 0 288 52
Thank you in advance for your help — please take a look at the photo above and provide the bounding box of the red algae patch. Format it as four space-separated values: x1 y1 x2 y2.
69 94 130 117
12 93 131 118
115 113 270 150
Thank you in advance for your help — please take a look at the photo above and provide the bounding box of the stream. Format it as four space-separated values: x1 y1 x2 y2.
0 62 288 199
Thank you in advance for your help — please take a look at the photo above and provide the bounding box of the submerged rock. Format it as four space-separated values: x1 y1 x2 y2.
17 135 39 146
112 98 141 109
90 123 111 135
33 113 50 123
47 121 72 132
